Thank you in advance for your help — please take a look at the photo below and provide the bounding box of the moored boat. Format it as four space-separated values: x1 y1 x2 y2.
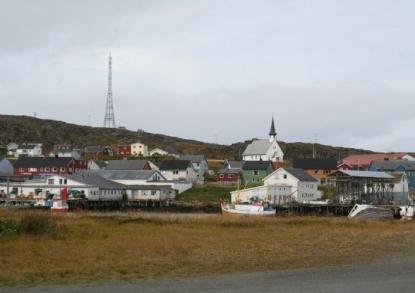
221 202 276 216
348 204 394 220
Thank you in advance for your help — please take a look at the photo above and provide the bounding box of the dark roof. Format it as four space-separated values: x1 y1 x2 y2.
225 160 244 170
269 117 276 136
69 173 125 190
242 161 273 171
218 168 242 175
14 157 74 168
18 143 41 150
106 160 149 170
293 159 337 170
284 168 318 182
159 160 191 170
370 160 415 171
180 155 206 163
85 146 104 152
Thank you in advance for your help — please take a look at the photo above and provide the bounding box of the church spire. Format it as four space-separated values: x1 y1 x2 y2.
269 117 277 141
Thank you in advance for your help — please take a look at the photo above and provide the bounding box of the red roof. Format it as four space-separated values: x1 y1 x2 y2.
342 153 409 166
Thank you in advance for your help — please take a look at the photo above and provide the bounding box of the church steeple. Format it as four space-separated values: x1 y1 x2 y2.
269 117 277 141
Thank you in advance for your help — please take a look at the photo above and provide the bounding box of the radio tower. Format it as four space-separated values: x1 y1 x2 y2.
103 51 116 128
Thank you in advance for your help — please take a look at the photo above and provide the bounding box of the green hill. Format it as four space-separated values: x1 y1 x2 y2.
0 114 371 160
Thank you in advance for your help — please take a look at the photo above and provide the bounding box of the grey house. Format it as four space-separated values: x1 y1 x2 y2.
180 155 209 178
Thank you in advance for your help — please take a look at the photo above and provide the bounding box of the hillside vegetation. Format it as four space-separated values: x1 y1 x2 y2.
0 114 371 160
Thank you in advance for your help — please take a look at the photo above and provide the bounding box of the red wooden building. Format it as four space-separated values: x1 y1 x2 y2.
217 169 242 184
14 157 87 177
117 145 132 156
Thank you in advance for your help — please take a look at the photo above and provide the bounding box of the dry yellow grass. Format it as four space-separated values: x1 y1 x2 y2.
1 210 415 285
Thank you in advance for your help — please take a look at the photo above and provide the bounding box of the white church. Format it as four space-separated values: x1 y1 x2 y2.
242 118 284 162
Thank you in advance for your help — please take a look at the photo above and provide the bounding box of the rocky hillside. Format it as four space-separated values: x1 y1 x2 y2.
0 114 371 160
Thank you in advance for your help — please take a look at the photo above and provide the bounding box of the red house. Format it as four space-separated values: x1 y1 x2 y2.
14 157 87 177
217 169 242 184
117 145 132 156
84 146 113 159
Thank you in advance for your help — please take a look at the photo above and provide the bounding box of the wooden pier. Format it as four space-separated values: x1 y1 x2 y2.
274 203 354 217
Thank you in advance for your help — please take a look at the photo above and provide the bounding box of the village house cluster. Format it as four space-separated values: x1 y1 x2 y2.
0 118 414 207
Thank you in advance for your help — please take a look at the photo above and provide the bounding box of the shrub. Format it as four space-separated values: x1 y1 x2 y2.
18 215 58 236
0 219 18 236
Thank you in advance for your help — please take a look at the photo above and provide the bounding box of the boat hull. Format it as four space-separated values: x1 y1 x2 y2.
221 203 276 217
348 204 393 220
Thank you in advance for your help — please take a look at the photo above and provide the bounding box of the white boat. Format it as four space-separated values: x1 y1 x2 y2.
221 202 276 216
348 204 393 220
399 205 414 220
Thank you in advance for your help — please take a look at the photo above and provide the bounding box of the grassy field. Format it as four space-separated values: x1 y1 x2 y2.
176 185 235 202
1 210 415 286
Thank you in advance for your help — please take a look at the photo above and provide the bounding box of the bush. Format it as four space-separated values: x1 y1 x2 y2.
0 219 18 236
18 215 58 236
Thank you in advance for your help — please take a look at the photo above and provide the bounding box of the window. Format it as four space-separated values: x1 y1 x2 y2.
173 170 179 175
60 167 66 172
45 168 50 172
219 174 224 179
52 167 58 172
59 179 63 185
283 175 287 179
253 171 259 176
314 170 318 174
64 179 67 184
48 179 54 185
151 190 156 196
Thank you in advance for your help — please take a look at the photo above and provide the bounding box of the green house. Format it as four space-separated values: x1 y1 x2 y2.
242 161 274 184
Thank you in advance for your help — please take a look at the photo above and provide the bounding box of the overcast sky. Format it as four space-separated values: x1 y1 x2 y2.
1 0 414 151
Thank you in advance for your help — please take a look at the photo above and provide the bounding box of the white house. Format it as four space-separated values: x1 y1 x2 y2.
263 168 322 203
390 172 410 205
131 142 149 157
6 143 18 156
88 169 191 194
149 148 169 156
231 185 293 205
242 118 284 162
15 143 43 158
159 160 199 183
51 144 82 159
0 174 125 201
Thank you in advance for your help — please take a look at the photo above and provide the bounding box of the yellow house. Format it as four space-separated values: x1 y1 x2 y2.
130 142 149 157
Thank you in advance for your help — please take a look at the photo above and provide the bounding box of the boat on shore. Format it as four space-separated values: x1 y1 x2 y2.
348 204 394 219
221 202 276 217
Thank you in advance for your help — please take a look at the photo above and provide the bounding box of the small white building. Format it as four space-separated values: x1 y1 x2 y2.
6 143 18 156
231 185 293 205
131 142 149 157
15 143 43 158
263 168 322 203
149 148 169 156
159 160 199 183
242 118 284 162
51 144 82 159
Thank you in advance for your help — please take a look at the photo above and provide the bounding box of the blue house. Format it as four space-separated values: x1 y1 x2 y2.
368 160 415 190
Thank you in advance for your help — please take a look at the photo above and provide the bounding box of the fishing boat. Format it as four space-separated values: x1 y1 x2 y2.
348 204 394 220
221 201 276 216
399 205 414 220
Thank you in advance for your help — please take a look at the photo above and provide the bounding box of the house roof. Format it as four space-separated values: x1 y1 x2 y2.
15 157 74 168
87 170 162 180
389 172 406 184
293 159 338 170
225 160 244 169
159 160 191 171
18 143 41 150
180 155 205 163
370 160 415 171
69 173 125 189
218 168 242 175
242 161 273 171
106 160 149 170
90 160 107 168
341 153 410 166
85 146 104 153
284 168 319 182
332 170 394 179
242 139 271 156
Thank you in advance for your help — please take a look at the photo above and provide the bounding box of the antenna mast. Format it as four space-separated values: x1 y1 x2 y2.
103 51 116 128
